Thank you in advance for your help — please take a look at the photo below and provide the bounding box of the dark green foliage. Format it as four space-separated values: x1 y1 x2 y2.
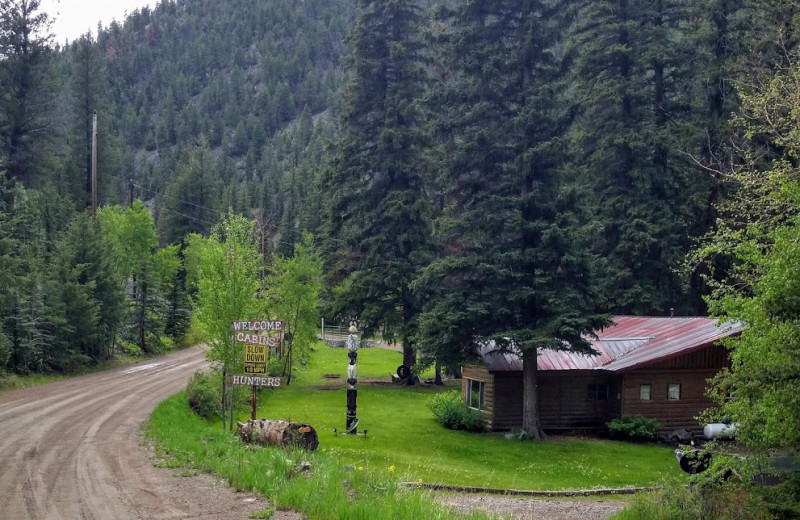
56 213 126 363
322 0 430 370
427 391 486 432
564 0 710 315
158 140 221 244
186 369 222 420
755 474 800 520
417 0 609 437
606 415 661 441
0 0 56 189
0 328 10 372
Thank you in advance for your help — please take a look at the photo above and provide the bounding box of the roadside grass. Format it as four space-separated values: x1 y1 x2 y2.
0 353 143 392
147 394 491 520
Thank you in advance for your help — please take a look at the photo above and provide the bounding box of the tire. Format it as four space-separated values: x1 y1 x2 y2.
396 364 410 379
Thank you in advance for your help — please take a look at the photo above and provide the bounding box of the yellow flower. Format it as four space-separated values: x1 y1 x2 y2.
417 478 423 484
388 465 395 472
357 466 364 471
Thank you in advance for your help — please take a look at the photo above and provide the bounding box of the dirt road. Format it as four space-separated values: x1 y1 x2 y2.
0 346 293 520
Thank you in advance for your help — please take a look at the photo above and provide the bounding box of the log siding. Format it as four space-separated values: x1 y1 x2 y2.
462 344 730 432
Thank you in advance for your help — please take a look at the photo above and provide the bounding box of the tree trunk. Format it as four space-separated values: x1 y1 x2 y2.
237 419 319 451
521 347 545 440
434 360 443 385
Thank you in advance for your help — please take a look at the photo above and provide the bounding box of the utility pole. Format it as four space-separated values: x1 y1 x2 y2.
91 111 98 217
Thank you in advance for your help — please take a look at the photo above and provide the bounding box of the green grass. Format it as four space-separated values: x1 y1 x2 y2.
253 345 681 491
147 394 491 520
292 344 433 384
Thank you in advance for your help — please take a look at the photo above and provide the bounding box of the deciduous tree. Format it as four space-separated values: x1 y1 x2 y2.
184 211 263 430
266 232 323 384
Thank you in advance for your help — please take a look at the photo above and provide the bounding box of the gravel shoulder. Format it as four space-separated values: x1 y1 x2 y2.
437 493 630 520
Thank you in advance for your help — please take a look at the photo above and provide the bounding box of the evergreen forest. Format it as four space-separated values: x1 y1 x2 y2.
1 0 799 415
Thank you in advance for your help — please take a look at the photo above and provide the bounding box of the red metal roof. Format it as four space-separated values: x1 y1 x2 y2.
479 316 743 373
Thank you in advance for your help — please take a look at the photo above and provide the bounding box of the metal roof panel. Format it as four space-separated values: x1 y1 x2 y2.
477 316 742 373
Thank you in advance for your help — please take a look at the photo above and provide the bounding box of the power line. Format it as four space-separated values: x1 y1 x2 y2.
132 181 223 215
132 183 311 251
151 200 304 251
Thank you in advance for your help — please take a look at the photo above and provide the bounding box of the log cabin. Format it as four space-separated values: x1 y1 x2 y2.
460 316 742 433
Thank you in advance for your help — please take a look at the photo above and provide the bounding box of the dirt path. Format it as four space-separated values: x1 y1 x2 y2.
0 346 300 520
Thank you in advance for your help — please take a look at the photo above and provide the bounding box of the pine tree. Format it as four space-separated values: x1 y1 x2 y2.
55 213 125 362
418 0 608 438
63 33 120 208
323 0 430 373
0 0 56 189
158 138 222 244
563 0 709 315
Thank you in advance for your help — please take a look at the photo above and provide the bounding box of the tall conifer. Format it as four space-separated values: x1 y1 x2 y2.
323 0 429 373
418 0 608 438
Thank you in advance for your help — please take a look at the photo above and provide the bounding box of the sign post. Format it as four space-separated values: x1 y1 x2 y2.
230 320 285 420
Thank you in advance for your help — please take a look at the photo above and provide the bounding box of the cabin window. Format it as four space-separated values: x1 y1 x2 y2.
467 379 485 410
639 383 652 401
587 383 609 400
667 383 681 401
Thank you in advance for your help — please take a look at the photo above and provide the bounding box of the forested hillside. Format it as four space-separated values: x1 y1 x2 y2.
1 0 798 377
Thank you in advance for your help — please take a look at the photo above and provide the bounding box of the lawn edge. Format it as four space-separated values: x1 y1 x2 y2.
405 482 659 496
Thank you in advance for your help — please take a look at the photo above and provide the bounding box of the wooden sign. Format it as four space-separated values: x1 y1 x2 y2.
228 375 282 387
244 343 267 374
234 332 281 347
230 320 285 332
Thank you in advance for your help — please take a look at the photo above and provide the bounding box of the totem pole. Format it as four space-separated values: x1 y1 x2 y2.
345 325 359 434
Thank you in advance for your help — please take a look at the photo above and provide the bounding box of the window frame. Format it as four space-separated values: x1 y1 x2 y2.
587 383 609 401
466 378 485 411
639 383 652 402
667 383 681 401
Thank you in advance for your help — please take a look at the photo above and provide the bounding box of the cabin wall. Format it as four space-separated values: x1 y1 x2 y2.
538 373 620 430
492 373 523 430
463 368 619 431
620 345 730 431
463 344 729 432
620 369 719 431
461 365 494 426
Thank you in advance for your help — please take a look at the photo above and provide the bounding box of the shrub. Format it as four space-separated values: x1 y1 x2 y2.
607 415 661 441
117 340 143 358
427 390 486 432
0 330 10 373
186 370 222 419
615 478 772 520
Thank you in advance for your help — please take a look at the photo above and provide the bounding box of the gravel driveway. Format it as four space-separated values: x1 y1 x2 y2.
437 493 629 520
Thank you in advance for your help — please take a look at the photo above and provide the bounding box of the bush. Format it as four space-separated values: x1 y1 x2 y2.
755 473 800 520
427 391 486 432
607 415 661 441
186 370 222 419
0 330 10 372
117 340 143 358
615 478 772 520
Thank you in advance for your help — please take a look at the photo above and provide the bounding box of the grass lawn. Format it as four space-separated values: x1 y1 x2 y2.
250 345 682 491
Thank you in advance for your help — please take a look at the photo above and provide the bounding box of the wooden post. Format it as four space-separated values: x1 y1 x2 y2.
91 111 98 217
346 325 359 434
251 384 257 420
